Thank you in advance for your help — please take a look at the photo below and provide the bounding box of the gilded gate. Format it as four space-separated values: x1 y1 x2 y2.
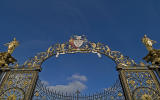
0 35 159 100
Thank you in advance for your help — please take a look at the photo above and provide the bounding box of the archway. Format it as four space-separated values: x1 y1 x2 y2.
39 51 118 93
23 35 136 69
0 35 159 100
23 35 135 100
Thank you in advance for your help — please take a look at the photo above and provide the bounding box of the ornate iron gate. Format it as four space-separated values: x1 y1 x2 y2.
0 67 40 99
119 65 160 99
0 35 159 100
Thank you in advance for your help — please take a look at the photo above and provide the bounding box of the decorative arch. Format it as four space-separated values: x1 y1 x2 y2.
23 35 136 69
0 35 159 100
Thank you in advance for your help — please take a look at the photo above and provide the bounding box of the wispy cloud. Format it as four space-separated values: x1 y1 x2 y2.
42 74 87 93
67 73 87 82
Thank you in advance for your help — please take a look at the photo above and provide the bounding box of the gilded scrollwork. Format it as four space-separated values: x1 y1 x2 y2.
23 35 136 68
1 35 160 100
124 71 160 99
0 71 35 99
0 87 25 100
133 87 160 100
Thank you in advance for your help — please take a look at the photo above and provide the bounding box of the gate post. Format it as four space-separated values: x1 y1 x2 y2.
118 65 160 100
0 66 41 100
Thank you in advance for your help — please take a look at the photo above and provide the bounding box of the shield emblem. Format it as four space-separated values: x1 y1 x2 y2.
74 39 84 48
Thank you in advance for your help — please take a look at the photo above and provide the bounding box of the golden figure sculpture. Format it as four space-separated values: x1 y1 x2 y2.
142 35 160 66
0 38 19 67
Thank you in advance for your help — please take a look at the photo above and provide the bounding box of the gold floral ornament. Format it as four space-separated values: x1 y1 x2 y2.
0 38 19 67
141 94 152 100
118 92 122 96
24 81 28 86
61 43 66 54
8 80 13 86
146 80 152 85
35 91 39 97
133 87 160 100
0 87 24 100
142 35 160 66
7 94 17 100
129 80 135 86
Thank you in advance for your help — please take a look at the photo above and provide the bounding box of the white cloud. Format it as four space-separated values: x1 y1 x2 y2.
67 74 87 82
47 81 86 93
42 74 88 93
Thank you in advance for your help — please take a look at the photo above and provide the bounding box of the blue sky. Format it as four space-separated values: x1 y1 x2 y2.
0 0 160 94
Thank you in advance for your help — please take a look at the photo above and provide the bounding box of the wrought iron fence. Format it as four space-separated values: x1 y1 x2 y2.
32 79 125 100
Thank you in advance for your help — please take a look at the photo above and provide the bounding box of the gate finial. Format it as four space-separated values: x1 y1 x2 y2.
142 35 160 66
142 35 156 51
0 38 19 67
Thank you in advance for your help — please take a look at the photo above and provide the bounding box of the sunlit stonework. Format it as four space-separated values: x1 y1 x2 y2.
0 35 159 100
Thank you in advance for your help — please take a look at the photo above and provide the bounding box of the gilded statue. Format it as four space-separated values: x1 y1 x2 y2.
0 38 19 67
142 35 160 66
